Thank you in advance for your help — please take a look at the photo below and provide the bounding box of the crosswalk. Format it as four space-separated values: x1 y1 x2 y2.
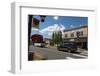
65 53 87 59
73 53 87 58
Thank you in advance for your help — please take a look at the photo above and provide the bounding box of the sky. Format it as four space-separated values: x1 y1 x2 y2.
31 15 88 39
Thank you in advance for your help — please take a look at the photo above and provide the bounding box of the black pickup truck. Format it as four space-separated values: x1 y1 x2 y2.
57 42 77 53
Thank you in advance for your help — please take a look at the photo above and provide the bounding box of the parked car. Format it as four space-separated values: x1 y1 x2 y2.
57 42 77 53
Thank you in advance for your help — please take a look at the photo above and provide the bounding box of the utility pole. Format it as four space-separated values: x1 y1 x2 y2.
28 15 33 61
28 15 33 52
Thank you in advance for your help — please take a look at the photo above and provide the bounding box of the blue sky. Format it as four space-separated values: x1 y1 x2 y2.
31 15 88 38
33 15 88 29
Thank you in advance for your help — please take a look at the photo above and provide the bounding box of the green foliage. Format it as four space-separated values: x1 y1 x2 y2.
50 40 54 46
52 31 62 46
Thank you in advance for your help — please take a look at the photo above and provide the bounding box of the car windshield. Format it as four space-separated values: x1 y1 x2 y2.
63 43 75 46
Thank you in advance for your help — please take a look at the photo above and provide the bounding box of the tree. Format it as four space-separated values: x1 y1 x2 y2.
58 31 62 44
52 31 62 46
50 40 54 46
52 32 55 43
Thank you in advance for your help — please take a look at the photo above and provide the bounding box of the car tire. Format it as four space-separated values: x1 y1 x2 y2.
68 50 71 53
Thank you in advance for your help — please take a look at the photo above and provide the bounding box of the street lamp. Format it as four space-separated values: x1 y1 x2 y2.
40 15 46 22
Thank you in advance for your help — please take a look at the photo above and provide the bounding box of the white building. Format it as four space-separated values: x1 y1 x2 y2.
63 25 88 50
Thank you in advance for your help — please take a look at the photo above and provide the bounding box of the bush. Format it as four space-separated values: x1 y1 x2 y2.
50 40 54 46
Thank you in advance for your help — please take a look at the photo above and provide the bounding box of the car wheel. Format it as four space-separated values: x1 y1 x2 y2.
68 50 71 53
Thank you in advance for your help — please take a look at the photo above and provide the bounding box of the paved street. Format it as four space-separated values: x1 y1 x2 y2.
29 45 87 60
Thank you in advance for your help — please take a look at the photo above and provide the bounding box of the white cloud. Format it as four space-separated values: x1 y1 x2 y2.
31 27 39 31
70 25 74 28
31 24 66 38
80 24 82 26
48 32 52 36
80 24 84 26
53 16 59 20
40 24 65 33
40 24 65 38
31 27 40 36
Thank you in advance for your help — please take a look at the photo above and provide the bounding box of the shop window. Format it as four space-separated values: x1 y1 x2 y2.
80 31 83 36
76 31 83 37
65 34 68 37
70 33 74 37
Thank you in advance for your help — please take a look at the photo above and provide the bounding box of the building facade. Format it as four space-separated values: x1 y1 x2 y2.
63 25 88 50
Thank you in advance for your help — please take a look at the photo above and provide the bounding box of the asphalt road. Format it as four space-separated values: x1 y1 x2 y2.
29 45 87 60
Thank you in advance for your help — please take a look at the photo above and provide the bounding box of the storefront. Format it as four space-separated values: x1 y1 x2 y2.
63 37 87 50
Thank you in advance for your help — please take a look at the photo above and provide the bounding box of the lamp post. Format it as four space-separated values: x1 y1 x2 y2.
40 15 46 22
